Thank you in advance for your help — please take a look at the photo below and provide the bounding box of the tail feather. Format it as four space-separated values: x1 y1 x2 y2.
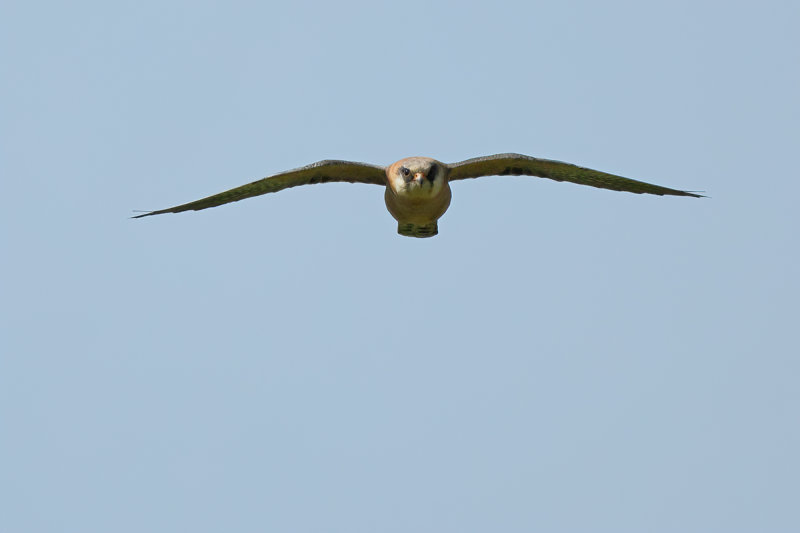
397 221 438 238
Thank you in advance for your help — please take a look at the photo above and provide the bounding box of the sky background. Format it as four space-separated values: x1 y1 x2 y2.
2 1 799 531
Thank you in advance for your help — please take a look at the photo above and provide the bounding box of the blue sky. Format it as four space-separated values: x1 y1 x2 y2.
2 1 798 531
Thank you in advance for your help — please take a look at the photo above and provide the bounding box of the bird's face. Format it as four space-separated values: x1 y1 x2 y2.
387 157 446 198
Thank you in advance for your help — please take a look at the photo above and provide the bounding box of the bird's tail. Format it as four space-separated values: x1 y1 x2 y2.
397 221 438 238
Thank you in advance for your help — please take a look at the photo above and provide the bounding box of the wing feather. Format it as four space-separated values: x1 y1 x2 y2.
134 160 386 218
447 153 702 197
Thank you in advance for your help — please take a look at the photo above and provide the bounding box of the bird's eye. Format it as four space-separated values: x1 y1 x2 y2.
400 167 410 176
428 164 438 181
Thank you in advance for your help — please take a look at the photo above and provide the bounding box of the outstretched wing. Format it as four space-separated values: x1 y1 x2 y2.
134 160 386 218
447 153 702 197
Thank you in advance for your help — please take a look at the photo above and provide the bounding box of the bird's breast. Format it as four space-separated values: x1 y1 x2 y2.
384 183 452 225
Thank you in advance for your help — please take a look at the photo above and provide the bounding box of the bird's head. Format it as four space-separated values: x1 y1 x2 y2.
386 157 446 198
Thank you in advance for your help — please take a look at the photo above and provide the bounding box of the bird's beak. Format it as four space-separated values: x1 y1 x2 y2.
414 172 425 183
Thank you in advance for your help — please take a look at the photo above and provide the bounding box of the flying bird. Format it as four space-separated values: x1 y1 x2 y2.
134 153 702 237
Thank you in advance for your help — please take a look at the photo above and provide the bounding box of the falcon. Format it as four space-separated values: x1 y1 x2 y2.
134 153 702 237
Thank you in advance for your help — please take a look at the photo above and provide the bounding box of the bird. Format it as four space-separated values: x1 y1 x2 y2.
134 153 702 237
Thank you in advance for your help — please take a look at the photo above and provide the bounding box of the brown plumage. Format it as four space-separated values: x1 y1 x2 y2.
134 153 703 238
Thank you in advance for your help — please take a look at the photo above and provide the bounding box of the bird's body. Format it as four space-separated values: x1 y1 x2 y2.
135 153 702 237
384 157 451 237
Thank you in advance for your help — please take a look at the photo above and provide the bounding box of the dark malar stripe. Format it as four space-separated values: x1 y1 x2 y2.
427 164 438 182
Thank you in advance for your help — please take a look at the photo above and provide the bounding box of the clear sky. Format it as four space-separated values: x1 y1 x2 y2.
2 1 798 531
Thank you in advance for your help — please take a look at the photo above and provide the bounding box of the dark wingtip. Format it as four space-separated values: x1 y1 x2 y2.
683 191 707 198
131 210 156 219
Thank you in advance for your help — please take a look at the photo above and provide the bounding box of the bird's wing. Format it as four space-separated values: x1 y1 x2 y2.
134 160 386 218
447 153 702 197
